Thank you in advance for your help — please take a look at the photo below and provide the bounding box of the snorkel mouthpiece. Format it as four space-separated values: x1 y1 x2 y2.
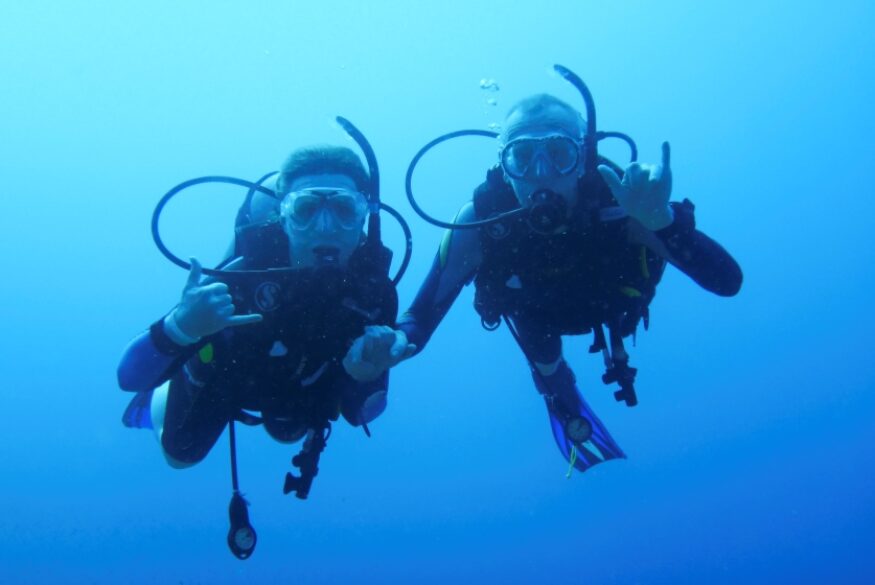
527 189 567 234
312 246 341 267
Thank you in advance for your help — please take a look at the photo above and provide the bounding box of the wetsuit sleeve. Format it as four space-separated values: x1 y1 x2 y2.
640 199 743 297
398 253 466 351
116 317 202 393
397 203 482 352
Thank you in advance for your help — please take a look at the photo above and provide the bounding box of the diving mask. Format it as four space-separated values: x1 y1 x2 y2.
500 134 582 179
280 188 368 231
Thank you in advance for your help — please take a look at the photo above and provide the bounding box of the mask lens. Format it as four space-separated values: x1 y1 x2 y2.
545 136 578 173
290 195 322 227
503 141 536 178
325 194 364 229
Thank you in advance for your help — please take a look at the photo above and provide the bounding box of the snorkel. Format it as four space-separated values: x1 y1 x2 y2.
151 117 412 285
404 64 639 234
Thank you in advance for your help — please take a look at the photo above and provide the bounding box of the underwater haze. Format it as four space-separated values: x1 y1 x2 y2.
1 1 874 583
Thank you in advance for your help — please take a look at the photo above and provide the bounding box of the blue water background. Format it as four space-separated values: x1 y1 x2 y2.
1 1 873 583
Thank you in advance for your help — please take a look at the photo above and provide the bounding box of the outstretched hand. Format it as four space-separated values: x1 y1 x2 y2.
597 141 674 231
343 325 417 382
170 258 263 341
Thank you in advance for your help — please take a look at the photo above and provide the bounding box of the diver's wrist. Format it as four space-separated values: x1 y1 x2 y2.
641 205 674 231
163 312 201 346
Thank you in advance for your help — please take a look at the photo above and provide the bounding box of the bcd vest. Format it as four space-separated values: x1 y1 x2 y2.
472 163 666 339
181 247 398 419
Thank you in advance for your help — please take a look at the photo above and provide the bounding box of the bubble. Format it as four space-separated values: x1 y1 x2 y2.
487 122 502 132
479 78 500 92
486 97 498 106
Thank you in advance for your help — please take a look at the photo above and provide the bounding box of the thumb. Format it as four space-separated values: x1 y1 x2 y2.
597 165 624 198
185 257 203 291
344 335 364 364
389 330 408 359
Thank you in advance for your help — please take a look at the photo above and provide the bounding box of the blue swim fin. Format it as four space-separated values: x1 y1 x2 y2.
121 390 154 430
546 395 625 472
535 362 625 472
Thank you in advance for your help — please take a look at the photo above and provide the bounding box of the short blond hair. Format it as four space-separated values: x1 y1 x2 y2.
500 94 586 143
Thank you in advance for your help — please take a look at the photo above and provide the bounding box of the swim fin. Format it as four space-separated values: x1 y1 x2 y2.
121 389 154 430
535 361 625 472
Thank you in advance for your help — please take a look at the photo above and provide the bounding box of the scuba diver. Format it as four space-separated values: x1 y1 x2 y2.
401 65 742 475
117 123 415 559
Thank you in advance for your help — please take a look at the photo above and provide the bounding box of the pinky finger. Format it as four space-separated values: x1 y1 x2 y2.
227 313 263 327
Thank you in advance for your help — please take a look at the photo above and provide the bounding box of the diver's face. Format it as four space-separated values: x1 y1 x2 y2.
501 108 584 215
280 173 367 269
